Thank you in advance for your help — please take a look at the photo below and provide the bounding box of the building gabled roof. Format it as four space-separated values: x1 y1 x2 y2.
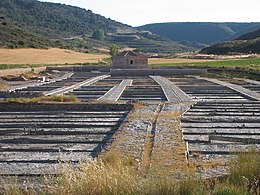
116 50 149 57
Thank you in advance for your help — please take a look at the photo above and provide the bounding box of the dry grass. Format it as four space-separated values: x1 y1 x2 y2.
127 111 153 120
0 48 108 65
0 82 8 89
141 132 154 176
133 101 147 110
20 71 42 80
151 111 190 177
7 95 80 103
47 151 140 195
148 58 217 65
2 71 44 80
2 150 260 194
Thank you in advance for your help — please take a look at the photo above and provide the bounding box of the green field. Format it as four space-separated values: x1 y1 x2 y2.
151 58 260 71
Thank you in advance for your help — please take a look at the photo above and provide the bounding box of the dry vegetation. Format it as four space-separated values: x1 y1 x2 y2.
2 150 259 194
151 110 189 178
0 48 109 65
2 71 42 80
0 82 8 89
7 95 80 103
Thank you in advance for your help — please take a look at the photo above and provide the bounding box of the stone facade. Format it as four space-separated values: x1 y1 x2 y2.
112 51 148 69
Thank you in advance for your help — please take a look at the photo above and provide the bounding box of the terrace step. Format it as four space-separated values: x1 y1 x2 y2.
188 143 260 154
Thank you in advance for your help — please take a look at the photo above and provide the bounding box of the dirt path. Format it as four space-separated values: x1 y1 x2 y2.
150 103 191 178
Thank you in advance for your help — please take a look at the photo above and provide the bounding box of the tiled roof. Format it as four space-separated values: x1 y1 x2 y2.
116 50 148 57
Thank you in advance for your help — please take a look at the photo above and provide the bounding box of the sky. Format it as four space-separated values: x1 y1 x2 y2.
39 0 260 26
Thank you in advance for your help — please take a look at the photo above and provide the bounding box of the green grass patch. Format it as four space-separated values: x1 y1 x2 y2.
151 58 260 71
206 70 260 80
229 150 260 188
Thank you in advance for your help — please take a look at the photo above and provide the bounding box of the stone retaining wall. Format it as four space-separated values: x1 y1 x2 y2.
0 91 40 98
0 102 133 111
47 66 110 72
111 69 207 76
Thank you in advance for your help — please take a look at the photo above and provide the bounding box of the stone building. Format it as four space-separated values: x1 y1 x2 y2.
112 50 148 69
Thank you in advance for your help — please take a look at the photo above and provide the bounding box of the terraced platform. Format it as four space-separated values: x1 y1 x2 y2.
169 77 260 171
68 77 123 101
221 78 260 94
120 77 167 101
1 72 106 98
1 70 260 179
0 104 131 175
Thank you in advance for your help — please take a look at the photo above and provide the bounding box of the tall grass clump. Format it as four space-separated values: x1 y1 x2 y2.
141 168 177 194
213 185 248 195
51 151 141 195
176 176 207 195
228 150 260 193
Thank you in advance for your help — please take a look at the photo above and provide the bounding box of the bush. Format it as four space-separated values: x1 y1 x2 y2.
92 29 105 41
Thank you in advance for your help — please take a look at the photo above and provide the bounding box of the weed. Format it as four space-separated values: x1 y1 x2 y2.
177 176 207 195
213 185 248 195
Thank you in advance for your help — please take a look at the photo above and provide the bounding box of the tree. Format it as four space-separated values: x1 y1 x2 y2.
109 44 119 56
92 29 105 41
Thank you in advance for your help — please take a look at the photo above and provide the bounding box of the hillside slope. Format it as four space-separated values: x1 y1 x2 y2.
0 0 133 39
0 19 53 48
0 0 199 53
200 28 260 55
140 22 260 45
236 29 260 40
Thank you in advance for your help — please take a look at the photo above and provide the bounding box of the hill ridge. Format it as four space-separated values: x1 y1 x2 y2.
140 22 260 45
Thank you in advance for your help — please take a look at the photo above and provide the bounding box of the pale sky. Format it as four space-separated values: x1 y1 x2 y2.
39 0 260 26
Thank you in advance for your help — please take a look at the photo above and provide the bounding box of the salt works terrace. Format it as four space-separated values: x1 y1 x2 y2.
0 69 260 178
